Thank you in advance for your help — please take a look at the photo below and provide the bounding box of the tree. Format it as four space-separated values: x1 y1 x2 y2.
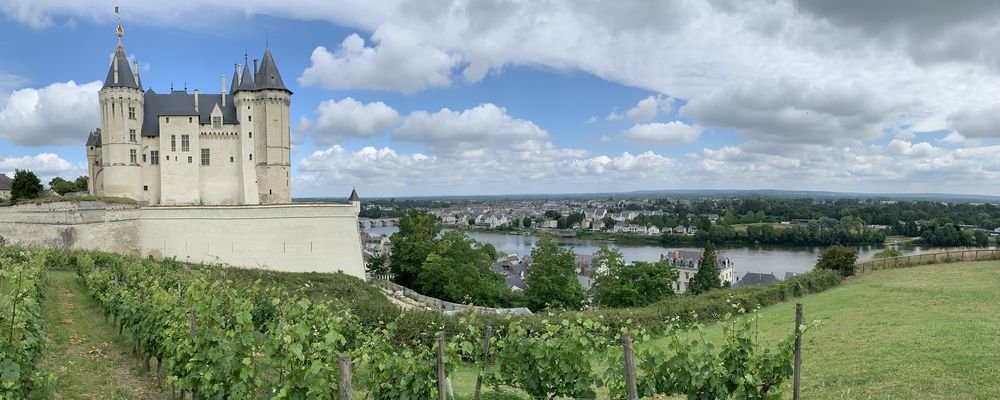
414 231 509 306
389 211 441 287
365 253 389 275
522 217 532 229
688 241 722 295
591 245 677 307
11 169 43 202
74 176 89 192
524 236 586 310
814 245 858 277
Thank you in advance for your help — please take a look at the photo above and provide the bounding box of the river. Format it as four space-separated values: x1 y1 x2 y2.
364 226 983 279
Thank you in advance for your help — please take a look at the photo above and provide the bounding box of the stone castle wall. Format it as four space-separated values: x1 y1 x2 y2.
0 201 363 278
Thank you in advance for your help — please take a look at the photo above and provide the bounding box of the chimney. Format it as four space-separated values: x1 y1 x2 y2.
221 74 227 107
194 89 199 113
134 60 140 85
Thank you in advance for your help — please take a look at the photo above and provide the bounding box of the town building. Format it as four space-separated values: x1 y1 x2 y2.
86 22 291 205
0 174 11 201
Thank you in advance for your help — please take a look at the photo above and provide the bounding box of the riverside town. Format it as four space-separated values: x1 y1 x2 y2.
1 3 999 399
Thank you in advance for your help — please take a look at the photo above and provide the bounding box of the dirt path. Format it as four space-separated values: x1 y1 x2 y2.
36 270 166 400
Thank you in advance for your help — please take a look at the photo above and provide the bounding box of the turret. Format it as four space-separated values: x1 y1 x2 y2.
349 188 361 213
97 20 144 201
251 47 292 204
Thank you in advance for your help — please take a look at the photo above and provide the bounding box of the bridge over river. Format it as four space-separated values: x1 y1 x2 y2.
358 218 399 228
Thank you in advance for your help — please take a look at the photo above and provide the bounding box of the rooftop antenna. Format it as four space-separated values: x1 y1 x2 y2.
265 28 269 48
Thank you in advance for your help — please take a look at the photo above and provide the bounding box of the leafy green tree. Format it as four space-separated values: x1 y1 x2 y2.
522 217 532 228
814 245 857 277
688 241 722 295
365 253 389 275
389 211 441 287
591 245 677 307
602 216 617 230
10 169 43 202
415 231 509 306
74 176 89 192
524 236 586 310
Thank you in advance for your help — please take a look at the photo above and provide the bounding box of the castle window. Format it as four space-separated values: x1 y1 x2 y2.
130 149 137 164
166 117 170 124
189 117 193 123
248 115 252 122
128 107 135 120
212 117 222 129
143 185 148 191
181 135 190 152
171 135 176 152
129 129 136 143
230 156 234 163
249 132 252 139
142 153 147 163
249 154 253 161
151 151 159 165
187 156 193 163
201 148 210 166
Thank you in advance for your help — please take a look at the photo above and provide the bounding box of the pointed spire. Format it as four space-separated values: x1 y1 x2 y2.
348 187 360 202
235 61 256 92
103 36 138 90
255 47 290 93
229 63 240 95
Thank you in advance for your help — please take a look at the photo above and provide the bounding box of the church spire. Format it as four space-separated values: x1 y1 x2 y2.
103 7 138 90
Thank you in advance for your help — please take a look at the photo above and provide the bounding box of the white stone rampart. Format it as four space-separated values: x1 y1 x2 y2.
0 201 364 278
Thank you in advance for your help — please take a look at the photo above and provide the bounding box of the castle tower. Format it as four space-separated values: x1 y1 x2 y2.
348 187 361 214
252 48 292 204
233 59 261 204
98 22 144 200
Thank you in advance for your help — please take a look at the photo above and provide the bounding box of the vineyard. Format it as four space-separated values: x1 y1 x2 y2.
2 248 806 399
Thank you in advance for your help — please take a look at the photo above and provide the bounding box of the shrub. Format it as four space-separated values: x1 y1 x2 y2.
815 245 859 277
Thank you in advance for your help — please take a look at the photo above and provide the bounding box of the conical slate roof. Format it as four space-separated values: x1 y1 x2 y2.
229 64 240 95
348 188 360 202
235 62 256 92
103 43 138 89
254 48 290 92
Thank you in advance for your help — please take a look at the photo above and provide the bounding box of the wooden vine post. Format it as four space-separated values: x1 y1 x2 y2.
473 326 493 399
437 331 447 400
793 303 803 400
622 332 638 400
338 356 352 400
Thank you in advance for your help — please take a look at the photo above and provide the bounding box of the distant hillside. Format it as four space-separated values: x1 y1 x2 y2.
295 188 1000 203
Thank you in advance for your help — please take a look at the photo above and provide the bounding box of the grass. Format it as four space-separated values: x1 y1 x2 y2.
34 270 165 399
443 261 1000 399
17 195 138 205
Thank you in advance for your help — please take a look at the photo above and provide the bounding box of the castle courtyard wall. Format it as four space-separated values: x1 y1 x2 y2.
0 201 364 278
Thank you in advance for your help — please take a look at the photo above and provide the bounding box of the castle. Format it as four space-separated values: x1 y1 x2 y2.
0 21 368 278
86 22 291 205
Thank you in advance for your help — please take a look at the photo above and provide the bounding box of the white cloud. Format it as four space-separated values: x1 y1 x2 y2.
885 139 940 158
606 110 625 121
584 116 597 124
394 103 550 156
298 97 400 145
621 122 701 144
625 95 675 122
299 25 460 93
0 153 84 180
0 80 101 146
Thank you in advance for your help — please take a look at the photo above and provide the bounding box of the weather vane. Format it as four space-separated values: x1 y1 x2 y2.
114 5 124 41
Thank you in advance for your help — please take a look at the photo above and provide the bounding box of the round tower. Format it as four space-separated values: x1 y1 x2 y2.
98 22 144 200
252 48 293 204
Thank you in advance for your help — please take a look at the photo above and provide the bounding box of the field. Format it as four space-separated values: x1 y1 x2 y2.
14 252 1000 398
729 222 794 233
639 260 1000 399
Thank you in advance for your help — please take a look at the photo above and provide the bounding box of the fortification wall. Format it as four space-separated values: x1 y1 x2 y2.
0 201 365 279
0 201 141 253
139 203 364 277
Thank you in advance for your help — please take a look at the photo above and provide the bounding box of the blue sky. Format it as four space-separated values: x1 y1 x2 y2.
3 1 1000 197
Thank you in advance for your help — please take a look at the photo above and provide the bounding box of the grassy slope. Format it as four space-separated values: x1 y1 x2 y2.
35 270 165 399
660 261 1000 399
450 261 1000 399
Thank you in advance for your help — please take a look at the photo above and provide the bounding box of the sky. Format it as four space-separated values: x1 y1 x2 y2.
2 1 1000 198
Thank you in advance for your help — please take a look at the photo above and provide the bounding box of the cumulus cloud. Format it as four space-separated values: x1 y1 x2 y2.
0 153 84 179
297 97 400 145
394 103 550 156
0 80 101 147
885 139 940 158
947 107 1000 139
299 25 460 93
621 121 701 144
625 95 675 122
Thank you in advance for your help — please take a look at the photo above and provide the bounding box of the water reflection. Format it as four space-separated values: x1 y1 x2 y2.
364 226 984 279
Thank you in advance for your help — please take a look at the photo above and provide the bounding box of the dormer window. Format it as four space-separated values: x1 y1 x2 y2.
212 117 222 129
